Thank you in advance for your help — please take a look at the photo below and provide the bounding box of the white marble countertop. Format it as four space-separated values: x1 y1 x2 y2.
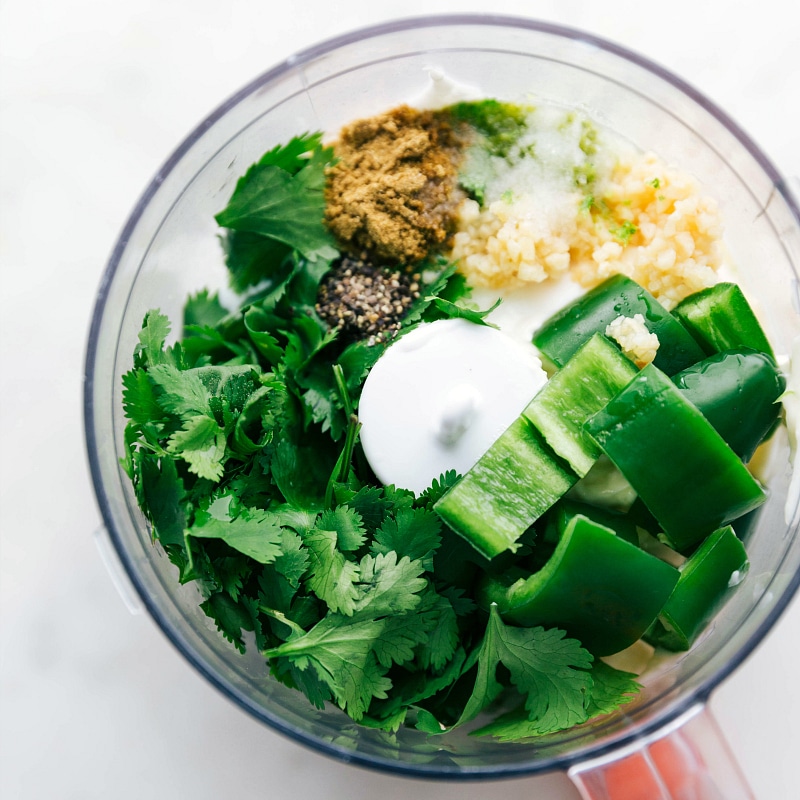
1 2 798 798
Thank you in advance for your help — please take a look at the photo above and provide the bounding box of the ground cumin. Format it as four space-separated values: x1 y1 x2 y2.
325 106 465 264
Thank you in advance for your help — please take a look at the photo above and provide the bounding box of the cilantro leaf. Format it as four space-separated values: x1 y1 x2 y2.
234 132 327 186
372 508 442 571
183 289 228 329
265 614 392 720
415 470 461 510
371 611 432 669
122 368 163 427
215 138 338 263
200 591 254 654
317 507 366 552
167 414 227 482
189 504 283 564
139 454 186 547
149 364 212 418
243 305 284 364
457 607 593 734
271 439 330 510
271 527 310 588
342 485 392 532
181 323 255 367
214 556 253 603
586 661 640 719
269 657 332 710
354 552 427 617
371 647 469 722
427 296 501 328
133 309 171 368
222 230 292 294
413 590 460 671
303 527 360 615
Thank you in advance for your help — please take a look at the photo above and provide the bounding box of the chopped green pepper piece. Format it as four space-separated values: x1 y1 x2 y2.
479 514 680 656
585 365 766 553
646 526 748 651
435 417 578 560
673 349 785 462
543 499 639 546
532 274 705 375
523 333 638 477
672 282 774 359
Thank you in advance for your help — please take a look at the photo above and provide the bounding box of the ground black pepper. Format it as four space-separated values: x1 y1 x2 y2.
316 255 421 343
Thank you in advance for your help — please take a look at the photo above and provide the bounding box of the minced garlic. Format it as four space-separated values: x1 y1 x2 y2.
570 152 723 308
605 314 661 368
450 193 579 288
453 147 724 308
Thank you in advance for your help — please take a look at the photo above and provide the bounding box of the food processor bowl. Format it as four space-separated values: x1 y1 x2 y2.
84 15 800 797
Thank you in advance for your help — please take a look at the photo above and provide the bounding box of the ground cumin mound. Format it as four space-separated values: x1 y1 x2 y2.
325 106 465 264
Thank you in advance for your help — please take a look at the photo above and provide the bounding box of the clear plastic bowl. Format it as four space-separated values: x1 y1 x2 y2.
84 14 800 795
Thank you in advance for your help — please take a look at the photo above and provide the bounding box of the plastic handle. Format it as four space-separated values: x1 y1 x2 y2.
567 703 754 800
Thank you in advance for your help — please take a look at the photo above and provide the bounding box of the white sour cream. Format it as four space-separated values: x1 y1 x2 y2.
407 67 483 110
358 319 548 494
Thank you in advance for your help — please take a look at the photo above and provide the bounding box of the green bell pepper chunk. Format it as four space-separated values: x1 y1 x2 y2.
585 365 766 553
543 499 639 546
532 274 705 375
646 525 748 651
523 333 638 477
434 417 577 560
672 282 774 359
479 514 680 656
673 348 785 462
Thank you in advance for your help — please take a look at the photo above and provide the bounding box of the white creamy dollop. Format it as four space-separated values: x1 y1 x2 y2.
358 319 548 494
407 66 483 110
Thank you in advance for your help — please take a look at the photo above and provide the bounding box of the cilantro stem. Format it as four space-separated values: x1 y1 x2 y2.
332 363 353 417
325 413 361 508
259 606 307 642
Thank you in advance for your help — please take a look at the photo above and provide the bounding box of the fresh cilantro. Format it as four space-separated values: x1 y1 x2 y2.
401 261 471 328
354 551 427 617
469 659 640 741
415 470 461 510
455 606 593 734
317 506 366 552
303 526 361 615
122 368 163 427
139 455 186 547
121 128 647 746
427 296 502 328
413 590 460 671
201 591 255 654
265 614 392 720
371 508 442 571
189 502 283 564
585 661 641 718
133 309 172 368
215 135 338 264
184 289 228 329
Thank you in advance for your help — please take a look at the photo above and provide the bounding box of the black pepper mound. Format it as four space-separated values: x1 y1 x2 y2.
316 255 421 343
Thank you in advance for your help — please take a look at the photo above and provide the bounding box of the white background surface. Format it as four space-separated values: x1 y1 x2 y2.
1 1 799 798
